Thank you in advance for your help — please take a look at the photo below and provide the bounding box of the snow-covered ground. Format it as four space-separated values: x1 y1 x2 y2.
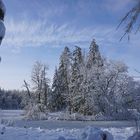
0 125 135 140
0 110 137 140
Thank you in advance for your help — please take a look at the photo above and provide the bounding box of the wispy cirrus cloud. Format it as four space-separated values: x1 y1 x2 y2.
2 17 140 51
1 18 114 49
3 0 137 51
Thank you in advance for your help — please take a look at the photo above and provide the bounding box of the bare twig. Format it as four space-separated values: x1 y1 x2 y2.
117 1 140 40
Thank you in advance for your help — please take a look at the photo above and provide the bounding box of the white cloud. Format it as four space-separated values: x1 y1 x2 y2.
29 0 68 21
1 18 114 49
2 16 140 54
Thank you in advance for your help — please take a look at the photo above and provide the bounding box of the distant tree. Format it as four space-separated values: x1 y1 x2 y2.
0 89 25 109
118 0 140 40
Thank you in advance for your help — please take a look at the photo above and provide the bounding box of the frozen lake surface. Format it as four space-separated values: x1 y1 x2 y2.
15 120 136 129
0 110 23 120
0 110 136 129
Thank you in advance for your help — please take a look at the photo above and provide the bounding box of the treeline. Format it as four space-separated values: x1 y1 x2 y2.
0 89 25 109
23 39 140 120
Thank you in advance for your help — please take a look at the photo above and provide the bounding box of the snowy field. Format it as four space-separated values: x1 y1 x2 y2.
0 125 135 140
0 110 137 140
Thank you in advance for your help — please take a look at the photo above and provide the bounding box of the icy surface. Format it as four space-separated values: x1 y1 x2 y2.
0 110 137 140
0 110 24 120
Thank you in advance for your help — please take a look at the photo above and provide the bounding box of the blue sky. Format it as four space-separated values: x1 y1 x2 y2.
0 0 140 90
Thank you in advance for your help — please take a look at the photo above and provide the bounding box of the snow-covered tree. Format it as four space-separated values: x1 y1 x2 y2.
31 61 50 106
0 89 25 109
69 46 84 113
76 40 103 115
22 39 140 121
51 47 71 111
132 82 140 112
50 67 65 111
90 60 135 119
24 61 50 120
68 40 136 118
86 39 103 69
77 64 95 115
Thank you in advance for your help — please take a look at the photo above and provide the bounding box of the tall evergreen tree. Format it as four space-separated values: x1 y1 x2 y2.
79 40 104 115
86 39 103 69
51 47 71 111
50 67 62 111
69 46 84 113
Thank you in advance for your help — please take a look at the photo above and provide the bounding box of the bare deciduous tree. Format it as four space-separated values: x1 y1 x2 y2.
23 61 50 120
31 61 49 105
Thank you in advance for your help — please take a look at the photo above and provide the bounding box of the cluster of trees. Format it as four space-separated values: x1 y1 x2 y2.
0 39 139 120
0 89 25 109
24 39 140 120
50 39 138 119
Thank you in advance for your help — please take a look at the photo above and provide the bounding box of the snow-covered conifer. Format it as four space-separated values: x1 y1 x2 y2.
86 39 103 69
69 46 84 113
51 47 71 111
